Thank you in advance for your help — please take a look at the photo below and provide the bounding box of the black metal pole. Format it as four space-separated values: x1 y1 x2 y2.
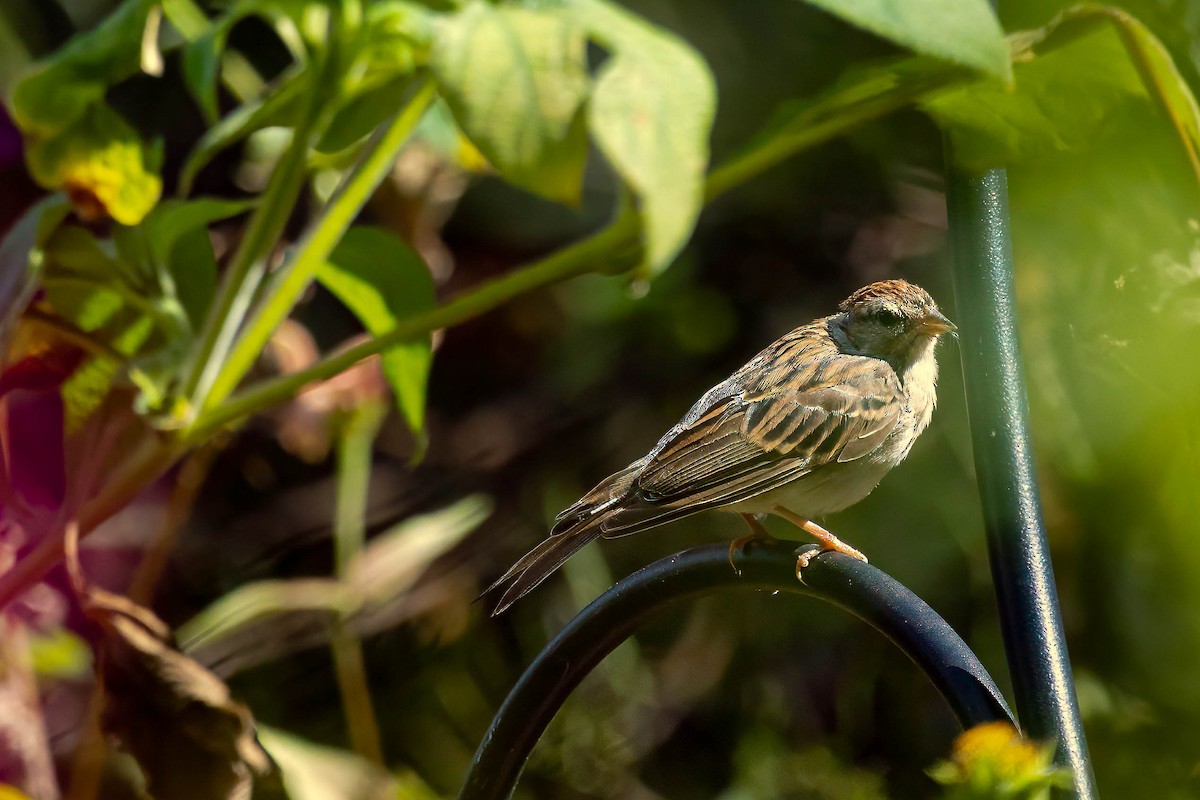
945 166 1096 798
460 541 1014 800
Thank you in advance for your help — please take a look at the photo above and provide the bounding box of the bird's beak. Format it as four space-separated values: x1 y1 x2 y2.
917 311 957 337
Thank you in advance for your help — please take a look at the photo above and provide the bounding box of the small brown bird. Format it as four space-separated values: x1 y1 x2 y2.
488 279 955 614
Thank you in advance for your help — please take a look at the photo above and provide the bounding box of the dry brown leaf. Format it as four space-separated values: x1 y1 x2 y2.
66 522 276 800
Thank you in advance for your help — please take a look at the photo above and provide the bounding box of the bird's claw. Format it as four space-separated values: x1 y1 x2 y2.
729 515 777 574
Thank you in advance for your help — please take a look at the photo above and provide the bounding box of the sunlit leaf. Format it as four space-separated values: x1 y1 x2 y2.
432 1 589 202
61 315 154 430
24 103 162 225
28 628 93 679
799 0 1011 82
258 727 439 800
1052 4 1200 184
179 496 490 675
345 493 492 607
924 23 1145 171
413 98 491 173
310 0 437 156
7 0 162 223
316 227 434 435
575 0 716 276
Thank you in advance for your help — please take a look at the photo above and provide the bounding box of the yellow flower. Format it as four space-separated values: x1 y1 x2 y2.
952 722 1043 779
928 722 1070 799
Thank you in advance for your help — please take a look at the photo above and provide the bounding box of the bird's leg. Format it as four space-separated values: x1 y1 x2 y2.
728 513 777 571
772 506 868 582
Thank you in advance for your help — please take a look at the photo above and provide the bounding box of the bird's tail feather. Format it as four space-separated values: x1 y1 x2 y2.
486 520 605 615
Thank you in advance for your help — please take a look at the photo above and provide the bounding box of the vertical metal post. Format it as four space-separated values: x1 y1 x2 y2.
945 167 1096 798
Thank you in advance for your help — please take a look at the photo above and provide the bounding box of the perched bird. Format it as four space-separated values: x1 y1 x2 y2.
488 279 955 614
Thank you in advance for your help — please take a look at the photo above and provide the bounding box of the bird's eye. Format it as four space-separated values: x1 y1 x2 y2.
873 309 906 327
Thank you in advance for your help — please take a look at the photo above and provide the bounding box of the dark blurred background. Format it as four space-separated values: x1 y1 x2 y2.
4 0 1200 797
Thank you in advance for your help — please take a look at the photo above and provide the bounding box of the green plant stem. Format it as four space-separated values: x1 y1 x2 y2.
182 110 318 408
161 0 263 102
704 68 962 203
330 402 387 765
186 206 640 440
199 77 437 416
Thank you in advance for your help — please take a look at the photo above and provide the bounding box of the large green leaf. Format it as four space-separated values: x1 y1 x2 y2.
574 0 716 278
316 227 434 434
925 4 1200 180
432 1 589 203
800 0 1011 82
1052 5 1200 184
924 22 1145 171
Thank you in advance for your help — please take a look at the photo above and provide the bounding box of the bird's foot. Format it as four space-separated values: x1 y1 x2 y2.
773 506 867 584
728 514 778 573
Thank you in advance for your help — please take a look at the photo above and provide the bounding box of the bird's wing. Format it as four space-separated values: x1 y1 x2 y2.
613 344 906 529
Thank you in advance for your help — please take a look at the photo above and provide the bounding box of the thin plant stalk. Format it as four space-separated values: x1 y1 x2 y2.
330 401 388 765
197 77 436 417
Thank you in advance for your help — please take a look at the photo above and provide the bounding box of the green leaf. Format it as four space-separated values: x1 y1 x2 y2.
924 22 1145 171
316 227 434 434
800 0 1011 82
53 292 156 430
24 102 163 225
122 198 255 330
317 75 418 154
1057 4 1200 185
9 0 163 224
432 1 589 203
182 26 230 125
257 726 416 800
42 226 123 282
575 0 716 277
9 0 155 137
0 195 71 345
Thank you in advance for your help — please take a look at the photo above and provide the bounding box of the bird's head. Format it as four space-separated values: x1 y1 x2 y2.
833 279 956 367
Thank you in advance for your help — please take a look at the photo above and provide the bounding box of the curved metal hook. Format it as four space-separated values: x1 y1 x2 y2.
460 540 1014 800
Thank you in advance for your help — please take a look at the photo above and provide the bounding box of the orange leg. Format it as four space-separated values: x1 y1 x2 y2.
728 513 777 571
772 506 867 583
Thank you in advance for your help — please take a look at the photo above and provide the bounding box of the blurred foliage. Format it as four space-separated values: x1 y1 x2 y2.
0 0 1199 798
